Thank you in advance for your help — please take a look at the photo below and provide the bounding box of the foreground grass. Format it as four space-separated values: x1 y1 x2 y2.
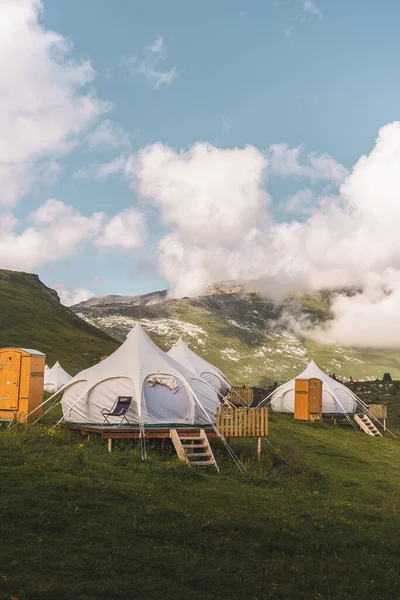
1 415 400 599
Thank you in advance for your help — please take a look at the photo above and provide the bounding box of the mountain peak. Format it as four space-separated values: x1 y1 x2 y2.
201 279 259 296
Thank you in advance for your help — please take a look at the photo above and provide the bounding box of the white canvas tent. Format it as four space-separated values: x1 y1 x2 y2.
44 361 72 392
60 323 220 426
270 361 357 415
167 338 230 397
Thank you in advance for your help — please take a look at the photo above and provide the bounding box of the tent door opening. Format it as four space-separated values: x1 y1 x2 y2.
294 377 322 421
0 351 21 413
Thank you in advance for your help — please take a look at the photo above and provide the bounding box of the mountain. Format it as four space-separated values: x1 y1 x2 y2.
73 284 400 385
0 270 118 374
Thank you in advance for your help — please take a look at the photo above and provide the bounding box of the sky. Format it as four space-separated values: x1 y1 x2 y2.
3 0 400 347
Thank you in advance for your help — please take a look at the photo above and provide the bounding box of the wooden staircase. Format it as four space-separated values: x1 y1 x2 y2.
354 414 383 437
170 429 219 471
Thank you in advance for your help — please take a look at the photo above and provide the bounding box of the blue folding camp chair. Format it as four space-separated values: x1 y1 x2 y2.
101 396 132 426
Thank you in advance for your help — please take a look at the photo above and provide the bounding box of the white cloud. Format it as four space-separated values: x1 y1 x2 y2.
282 188 316 214
0 0 108 205
38 161 63 187
269 143 347 183
73 156 127 181
0 164 34 206
95 208 147 249
54 285 94 307
122 36 177 90
122 121 400 349
30 198 73 225
303 0 323 19
0 199 104 271
312 272 400 348
85 120 130 151
0 160 63 206
128 142 269 246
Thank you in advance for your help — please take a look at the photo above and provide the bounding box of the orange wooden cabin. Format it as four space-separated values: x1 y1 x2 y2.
0 348 46 424
294 378 323 421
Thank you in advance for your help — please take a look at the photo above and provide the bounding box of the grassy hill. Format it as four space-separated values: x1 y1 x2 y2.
74 289 400 385
2 413 400 599
0 269 119 374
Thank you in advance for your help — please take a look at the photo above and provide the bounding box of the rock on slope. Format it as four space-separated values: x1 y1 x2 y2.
73 283 400 385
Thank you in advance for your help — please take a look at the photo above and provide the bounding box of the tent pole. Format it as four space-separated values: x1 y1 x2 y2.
9 388 63 429
51 391 88 430
32 397 62 425
189 389 245 473
180 375 245 472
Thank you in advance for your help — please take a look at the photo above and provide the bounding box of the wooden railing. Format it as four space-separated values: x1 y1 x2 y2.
216 406 268 437
226 386 254 407
367 404 387 419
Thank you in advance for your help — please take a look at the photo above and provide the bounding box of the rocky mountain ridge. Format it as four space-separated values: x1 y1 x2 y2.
72 282 400 385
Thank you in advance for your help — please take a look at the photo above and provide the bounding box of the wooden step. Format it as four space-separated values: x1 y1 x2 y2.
186 452 212 458
170 428 219 471
354 414 383 437
182 443 208 449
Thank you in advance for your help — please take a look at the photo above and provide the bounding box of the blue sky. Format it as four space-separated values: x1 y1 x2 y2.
3 0 400 307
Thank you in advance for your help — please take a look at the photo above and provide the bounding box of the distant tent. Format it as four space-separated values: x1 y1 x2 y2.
60 323 220 426
167 337 230 397
269 361 357 415
44 361 72 393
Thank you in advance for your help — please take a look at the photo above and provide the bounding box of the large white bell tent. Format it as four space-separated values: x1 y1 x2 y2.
60 323 220 427
44 361 72 392
167 338 230 397
270 361 357 415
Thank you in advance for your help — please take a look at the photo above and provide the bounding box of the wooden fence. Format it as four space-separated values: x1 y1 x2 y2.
216 406 268 437
367 404 387 419
227 386 254 407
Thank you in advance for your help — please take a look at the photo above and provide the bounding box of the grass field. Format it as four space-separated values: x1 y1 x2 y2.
2 408 400 600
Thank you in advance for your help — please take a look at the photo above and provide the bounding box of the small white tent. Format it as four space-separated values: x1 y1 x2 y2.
60 323 220 426
167 338 230 397
44 361 72 392
270 361 357 415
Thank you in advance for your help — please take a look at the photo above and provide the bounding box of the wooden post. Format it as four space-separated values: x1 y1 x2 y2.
107 438 113 453
384 418 386 432
87 434 91 441
257 437 262 461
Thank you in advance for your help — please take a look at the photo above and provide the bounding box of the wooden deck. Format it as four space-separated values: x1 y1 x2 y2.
63 423 218 439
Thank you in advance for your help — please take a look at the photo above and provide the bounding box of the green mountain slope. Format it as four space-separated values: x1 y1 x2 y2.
0 270 118 374
74 289 400 385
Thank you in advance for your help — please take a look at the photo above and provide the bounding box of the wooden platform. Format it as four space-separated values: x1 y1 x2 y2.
63 423 218 440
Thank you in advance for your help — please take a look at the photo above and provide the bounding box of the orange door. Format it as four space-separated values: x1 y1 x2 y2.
294 379 309 420
308 378 322 417
0 351 21 411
